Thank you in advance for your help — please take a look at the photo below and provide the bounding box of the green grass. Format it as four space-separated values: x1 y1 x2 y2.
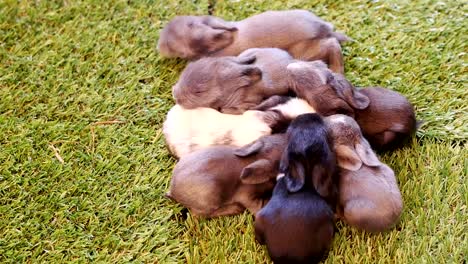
0 0 466 263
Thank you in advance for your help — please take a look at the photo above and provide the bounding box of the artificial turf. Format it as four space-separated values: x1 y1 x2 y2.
0 0 467 263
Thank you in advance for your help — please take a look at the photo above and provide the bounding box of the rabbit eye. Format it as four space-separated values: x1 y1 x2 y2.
213 32 224 40
336 108 352 116
239 56 256 65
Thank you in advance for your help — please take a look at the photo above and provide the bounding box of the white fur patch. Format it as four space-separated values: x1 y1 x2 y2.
286 62 307 71
163 105 272 158
276 173 285 180
271 98 316 119
331 114 348 124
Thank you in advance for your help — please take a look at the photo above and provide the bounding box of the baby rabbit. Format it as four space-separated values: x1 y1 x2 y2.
324 114 403 232
165 134 287 218
354 87 418 150
254 113 337 264
287 62 417 150
158 10 349 73
163 98 315 158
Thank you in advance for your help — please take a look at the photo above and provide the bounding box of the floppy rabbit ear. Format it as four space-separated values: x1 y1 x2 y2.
234 140 264 157
312 164 333 198
236 55 256 65
369 131 398 148
355 140 380 167
331 74 370 110
236 66 262 88
335 145 362 171
240 159 274 184
348 89 370 110
252 95 291 111
284 160 306 192
202 16 238 31
241 66 262 81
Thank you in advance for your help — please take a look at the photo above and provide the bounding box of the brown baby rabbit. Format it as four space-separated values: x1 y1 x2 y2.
286 61 370 117
172 54 263 114
354 87 418 150
325 114 403 232
158 10 349 73
165 134 287 218
286 62 417 150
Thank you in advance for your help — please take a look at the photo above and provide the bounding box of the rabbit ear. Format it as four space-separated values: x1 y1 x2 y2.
236 54 256 65
284 160 306 192
335 145 362 171
240 159 274 184
312 164 333 198
330 74 370 110
253 95 291 111
241 66 262 81
234 140 264 157
347 89 370 110
369 131 398 149
355 140 380 167
202 16 238 31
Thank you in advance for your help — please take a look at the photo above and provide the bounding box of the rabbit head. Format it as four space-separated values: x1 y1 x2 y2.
355 87 418 151
324 114 380 171
172 55 262 114
157 15 237 59
280 113 337 202
287 61 370 117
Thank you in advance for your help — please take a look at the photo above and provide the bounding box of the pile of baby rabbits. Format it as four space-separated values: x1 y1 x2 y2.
158 10 418 263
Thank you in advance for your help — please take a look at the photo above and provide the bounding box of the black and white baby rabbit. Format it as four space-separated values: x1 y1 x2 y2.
254 113 338 264
163 97 315 158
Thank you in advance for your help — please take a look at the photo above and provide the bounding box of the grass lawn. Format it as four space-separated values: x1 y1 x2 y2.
0 0 467 263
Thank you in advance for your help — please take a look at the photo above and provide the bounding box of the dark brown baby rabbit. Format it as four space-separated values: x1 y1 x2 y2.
286 62 417 150
354 87 418 150
166 134 287 218
254 113 338 264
